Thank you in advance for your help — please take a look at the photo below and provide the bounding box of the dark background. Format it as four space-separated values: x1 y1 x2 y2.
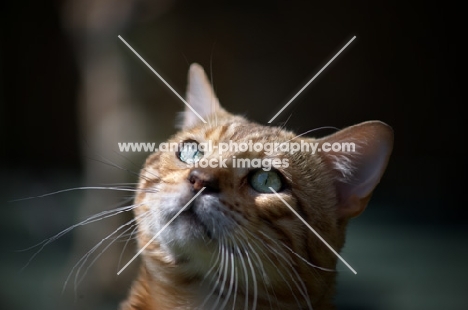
1 1 466 310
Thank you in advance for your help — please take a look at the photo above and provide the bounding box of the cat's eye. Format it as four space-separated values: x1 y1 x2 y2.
249 169 283 193
178 140 204 164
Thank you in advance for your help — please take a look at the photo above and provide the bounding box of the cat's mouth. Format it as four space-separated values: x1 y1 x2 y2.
181 202 213 239
160 192 231 243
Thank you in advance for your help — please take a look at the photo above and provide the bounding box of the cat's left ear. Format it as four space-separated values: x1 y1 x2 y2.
318 121 393 219
179 63 223 129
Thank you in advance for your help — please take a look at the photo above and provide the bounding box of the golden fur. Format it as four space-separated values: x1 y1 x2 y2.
120 64 393 310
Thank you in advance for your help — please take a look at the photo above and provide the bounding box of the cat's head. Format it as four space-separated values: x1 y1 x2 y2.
133 63 393 307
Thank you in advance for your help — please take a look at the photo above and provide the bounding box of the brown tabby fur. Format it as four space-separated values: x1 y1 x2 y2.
120 64 393 310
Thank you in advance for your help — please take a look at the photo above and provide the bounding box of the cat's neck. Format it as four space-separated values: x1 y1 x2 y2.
121 263 192 310
121 259 337 310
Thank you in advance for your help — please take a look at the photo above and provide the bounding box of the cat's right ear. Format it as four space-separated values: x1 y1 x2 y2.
318 121 393 219
178 63 223 129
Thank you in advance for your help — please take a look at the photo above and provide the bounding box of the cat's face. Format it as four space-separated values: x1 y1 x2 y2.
131 64 393 308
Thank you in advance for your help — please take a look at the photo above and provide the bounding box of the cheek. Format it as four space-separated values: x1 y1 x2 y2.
157 181 192 209
244 195 307 246
218 187 261 223
254 195 296 220
218 188 298 230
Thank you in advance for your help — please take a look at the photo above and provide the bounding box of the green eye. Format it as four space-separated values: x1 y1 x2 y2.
249 169 283 193
178 140 204 164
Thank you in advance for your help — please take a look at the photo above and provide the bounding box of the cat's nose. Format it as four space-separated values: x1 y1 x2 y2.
188 168 220 193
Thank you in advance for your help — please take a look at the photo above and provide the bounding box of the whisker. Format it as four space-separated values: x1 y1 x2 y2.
101 182 141 186
272 126 340 154
290 126 340 140
279 113 293 130
85 156 149 182
211 238 229 310
117 225 139 271
284 244 335 273
10 186 152 203
201 240 226 309
219 246 235 310
242 237 258 310
231 249 239 310
209 47 219 128
19 201 146 271
75 211 148 287
255 230 313 309
74 221 138 292
15 199 130 253
201 240 223 287
247 235 298 309
237 232 277 309
64 213 145 295
110 149 161 181
233 237 249 310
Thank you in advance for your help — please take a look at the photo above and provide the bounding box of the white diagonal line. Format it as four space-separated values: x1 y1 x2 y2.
268 36 356 123
269 187 357 274
118 35 207 124
117 187 206 275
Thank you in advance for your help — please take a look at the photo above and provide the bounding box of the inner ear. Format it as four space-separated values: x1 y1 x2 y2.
179 63 224 129
317 121 393 219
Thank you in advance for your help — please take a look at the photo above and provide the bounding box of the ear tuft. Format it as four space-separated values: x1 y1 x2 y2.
179 63 221 129
319 121 393 218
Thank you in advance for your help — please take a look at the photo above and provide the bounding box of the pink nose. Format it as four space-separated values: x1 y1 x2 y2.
188 168 220 193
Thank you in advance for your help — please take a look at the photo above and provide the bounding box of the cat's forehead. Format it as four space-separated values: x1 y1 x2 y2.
175 119 296 144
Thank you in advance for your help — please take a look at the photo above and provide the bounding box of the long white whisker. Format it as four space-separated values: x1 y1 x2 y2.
219 248 236 309
254 230 313 309
234 239 249 310
202 240 225 309
231 249 239 310
19 202 142 272
18 200 132 253
74 218 140 290
11 186 152 202
85 156 150 182
269 187 357 275
271 126 340 154
117 225 139 271
244 229 305 309
66 211 149 294
101 182 141 186
200 241 223 286
238 232 276 309
109 149 161 181
245 242 258 310
211 238 230 310
283 242 335 272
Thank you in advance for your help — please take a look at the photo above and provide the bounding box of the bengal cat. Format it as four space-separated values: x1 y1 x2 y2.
120 63 393 310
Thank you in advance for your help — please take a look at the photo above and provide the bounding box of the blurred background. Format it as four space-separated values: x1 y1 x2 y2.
1 1 466 309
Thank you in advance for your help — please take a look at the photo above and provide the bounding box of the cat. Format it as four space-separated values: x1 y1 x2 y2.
119 63 393 310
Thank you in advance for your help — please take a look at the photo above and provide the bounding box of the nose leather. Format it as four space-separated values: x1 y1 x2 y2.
188 168 220 193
